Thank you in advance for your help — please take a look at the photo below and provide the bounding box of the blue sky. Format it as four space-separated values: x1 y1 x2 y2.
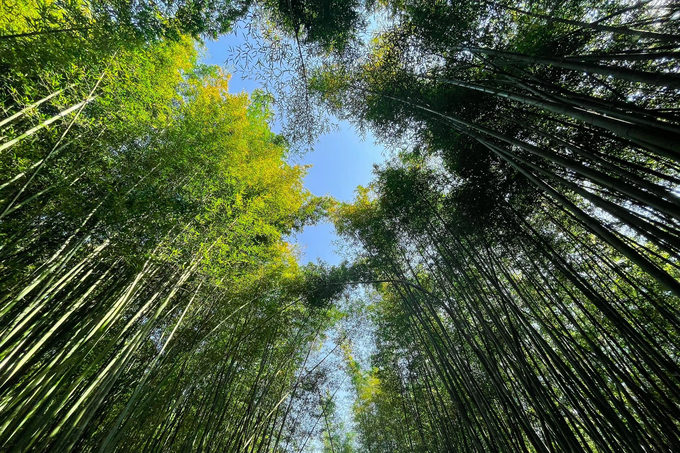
201 32 385 265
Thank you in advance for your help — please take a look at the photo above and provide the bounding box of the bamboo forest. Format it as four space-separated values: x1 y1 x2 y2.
2 0 680 451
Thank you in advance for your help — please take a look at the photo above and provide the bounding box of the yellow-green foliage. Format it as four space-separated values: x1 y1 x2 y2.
0 0 92 36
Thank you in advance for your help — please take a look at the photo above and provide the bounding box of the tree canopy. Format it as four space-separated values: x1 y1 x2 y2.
1 0 680 451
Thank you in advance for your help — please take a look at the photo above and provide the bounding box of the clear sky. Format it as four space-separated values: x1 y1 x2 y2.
201 31 386 265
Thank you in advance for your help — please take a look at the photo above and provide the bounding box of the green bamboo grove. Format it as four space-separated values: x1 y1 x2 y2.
1 0 680 451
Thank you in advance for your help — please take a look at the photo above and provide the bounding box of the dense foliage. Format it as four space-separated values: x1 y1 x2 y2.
0 4 342 451
320 1 680 452
2 0 680 451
